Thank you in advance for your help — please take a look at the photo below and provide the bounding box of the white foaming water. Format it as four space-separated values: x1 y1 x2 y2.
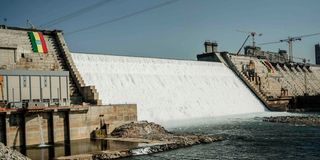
71 53 266 124
130 147 152 156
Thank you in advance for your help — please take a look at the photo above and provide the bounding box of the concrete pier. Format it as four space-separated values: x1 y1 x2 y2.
0 113 6 145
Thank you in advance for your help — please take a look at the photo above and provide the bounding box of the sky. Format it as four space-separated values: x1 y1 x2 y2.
1 0 320 63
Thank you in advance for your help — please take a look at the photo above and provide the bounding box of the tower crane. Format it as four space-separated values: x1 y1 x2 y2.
259 32 320 62
236 30 263 55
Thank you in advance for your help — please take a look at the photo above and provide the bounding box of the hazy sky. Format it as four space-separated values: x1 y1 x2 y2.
1 0 320 63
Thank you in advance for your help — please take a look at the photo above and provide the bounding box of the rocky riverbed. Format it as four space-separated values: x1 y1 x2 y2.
263 116 320 125
92 121 223 159
0 142 30 160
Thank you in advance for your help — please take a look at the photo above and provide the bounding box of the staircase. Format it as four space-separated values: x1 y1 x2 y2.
47 34 82 104
52 31 101 105
221 53 290 111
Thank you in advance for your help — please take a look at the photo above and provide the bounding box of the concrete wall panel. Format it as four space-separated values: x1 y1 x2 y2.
25 113 49 145
51 76 59 99
60 76 67 101
41 76 50 100
30 76 40 100
7 76 20 102
0 48 15 66
20 76 30 101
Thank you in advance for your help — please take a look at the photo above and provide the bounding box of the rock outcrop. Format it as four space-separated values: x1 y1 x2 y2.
92 121 223 159
263 116 320 125
111 121 222 146
0 142 30 160
111 121 169 138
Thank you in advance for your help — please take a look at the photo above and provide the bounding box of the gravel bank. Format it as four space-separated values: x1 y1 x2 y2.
0 142 30 160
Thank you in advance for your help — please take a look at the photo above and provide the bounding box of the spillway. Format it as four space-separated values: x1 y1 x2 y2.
71 53 266 123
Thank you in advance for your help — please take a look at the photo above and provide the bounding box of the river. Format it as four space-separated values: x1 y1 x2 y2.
125 112 320 160
20 112 320 159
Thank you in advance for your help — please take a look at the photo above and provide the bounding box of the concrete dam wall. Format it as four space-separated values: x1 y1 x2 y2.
71 53 266 123
228 54 320 111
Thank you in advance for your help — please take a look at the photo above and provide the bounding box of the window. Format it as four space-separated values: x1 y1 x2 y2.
21 53 25 58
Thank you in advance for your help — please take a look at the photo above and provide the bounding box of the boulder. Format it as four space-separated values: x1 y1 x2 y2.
111 121 170 138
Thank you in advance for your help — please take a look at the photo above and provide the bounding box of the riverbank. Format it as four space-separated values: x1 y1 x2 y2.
56 121 223 160
263 116 320 125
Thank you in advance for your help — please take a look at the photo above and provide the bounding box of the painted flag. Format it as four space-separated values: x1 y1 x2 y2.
28 32 48 53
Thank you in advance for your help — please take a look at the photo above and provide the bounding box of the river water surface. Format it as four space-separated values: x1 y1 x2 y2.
21 112 320 159
125 112 320 160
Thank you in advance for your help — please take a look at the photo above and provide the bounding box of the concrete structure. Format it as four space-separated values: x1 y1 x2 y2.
197 41 320 111
0 70 70 108
315 44 320 65
197 41 222 62
0 104 137 147
0 25 100 105
204 41 218 53
0 25 137 149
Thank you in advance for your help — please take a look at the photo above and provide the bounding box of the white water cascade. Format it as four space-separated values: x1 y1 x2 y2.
37 114 46 147
72 53 266 123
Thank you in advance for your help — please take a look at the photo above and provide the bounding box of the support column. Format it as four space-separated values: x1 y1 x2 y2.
0 113 7 145
64 111 70 156
64 111 70 142
48 112 54 144
20 113 26 147
48 112 55 158
5 114 10 147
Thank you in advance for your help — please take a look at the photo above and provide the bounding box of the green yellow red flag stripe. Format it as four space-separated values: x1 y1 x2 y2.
28 32 48 53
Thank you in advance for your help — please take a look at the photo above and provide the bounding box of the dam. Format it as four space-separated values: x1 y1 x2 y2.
0 26 266 150
71 53 266 123
0 25 319 155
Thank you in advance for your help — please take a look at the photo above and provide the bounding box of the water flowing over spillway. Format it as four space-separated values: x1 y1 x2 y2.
71 53 266 123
